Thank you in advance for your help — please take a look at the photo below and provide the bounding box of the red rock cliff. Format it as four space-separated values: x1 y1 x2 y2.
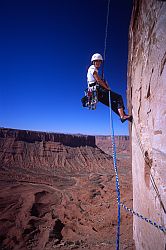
127 0 166 249
0 128 112 184
0 128 95 147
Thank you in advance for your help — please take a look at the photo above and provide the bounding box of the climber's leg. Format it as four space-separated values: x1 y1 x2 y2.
97 86 132 122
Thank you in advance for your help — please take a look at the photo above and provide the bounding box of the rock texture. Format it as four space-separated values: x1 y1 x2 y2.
127 0 166 249
0 128 134 250
96 136 130 159
0 128 95 147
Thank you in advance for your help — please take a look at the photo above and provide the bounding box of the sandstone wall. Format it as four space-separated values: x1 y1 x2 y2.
127 0 166 249
0 128 114 181
95 136 130 158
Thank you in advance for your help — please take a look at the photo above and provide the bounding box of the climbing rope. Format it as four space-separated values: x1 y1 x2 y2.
108 106 166 240
102 0 166 247
103 1 121 249
108 105 166 248
120 202 166 233
103 0 111 62
102 0 111 79
108 92 121 250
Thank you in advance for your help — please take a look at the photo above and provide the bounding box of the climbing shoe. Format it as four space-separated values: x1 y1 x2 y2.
120 114 133 123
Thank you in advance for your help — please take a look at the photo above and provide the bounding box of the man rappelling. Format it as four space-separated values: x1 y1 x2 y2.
82 53 132 123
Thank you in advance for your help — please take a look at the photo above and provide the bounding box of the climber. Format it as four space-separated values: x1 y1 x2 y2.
86 53 132 123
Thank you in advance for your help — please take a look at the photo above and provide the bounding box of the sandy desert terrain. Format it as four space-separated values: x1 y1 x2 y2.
0 128 135 250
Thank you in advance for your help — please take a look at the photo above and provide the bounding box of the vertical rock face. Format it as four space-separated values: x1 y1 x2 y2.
127 0 166 249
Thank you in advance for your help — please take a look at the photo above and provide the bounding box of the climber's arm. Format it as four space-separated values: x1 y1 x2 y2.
93 71 110 90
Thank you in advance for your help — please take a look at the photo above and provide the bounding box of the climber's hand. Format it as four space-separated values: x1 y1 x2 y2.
104 81 111 90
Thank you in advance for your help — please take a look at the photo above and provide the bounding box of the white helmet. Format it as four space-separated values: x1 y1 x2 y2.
91 53 103 62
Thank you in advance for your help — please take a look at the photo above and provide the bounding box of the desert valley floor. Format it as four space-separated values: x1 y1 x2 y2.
0 128 135 250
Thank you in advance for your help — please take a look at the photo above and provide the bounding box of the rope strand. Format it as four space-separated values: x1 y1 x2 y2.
102 0 111 79
109 91 121 250
101 0 165 247
104 1 121 248
103 0 111 62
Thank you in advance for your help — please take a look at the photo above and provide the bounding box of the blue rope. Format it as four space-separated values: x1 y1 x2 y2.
108 93 166 248
120 202 166 233
108 91 121 250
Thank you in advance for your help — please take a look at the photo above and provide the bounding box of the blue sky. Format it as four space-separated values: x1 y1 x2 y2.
0 0 133 135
